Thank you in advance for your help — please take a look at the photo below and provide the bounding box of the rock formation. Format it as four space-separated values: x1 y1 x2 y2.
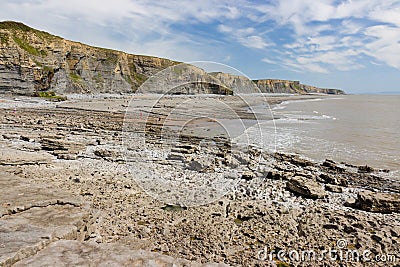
0 21 345 96
254 79 344 94
0 21 176 95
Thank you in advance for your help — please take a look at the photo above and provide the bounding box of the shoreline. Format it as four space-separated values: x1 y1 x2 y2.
0 94 399 266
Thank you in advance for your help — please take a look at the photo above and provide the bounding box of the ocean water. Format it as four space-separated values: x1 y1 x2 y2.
236 95 400 178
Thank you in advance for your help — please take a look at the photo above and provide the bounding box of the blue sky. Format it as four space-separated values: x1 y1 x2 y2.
1 0 400 93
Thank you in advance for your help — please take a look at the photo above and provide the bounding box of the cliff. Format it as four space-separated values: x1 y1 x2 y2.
0 21 177 95
209 73 344 95
137 64 233 95
254 79 345 95
0 21 344 96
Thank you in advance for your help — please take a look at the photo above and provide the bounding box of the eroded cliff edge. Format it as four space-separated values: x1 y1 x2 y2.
0 21 177 95
0 21 345 95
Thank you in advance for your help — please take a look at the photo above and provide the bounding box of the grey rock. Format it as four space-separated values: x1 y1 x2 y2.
14 240 230 267
0 171 90 266
355 190 400 213
325 184 343 193
286 176 327 199
0 148 54 165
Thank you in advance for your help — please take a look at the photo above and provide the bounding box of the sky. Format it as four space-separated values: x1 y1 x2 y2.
1 0 400 93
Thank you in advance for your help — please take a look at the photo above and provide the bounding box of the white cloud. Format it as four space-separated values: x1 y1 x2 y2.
238 35 268 49
1 0 400 74
364 25 400 69
217 24 270 49
248 0 400 72
262 57 276 64
0 0 247 62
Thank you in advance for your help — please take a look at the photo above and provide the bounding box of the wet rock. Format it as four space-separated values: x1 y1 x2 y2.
265 170 283 180
322 159 345 173
94 148 118 159
286 176 327 199
355 190 400 213
358 165 374 173
167 152 184 161
241 171 255 181
325 184 343 193
344 197 357 207
318 173 348 186
187 157 215 172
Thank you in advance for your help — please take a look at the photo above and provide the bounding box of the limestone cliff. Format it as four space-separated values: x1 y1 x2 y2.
0 21 344 96
254 79 345 94
210 73 344 95
138 64 233 95
0 21 177 95
209 72 259 94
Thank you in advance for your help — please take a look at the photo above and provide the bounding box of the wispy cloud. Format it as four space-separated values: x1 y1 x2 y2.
217 24 270 49
0 0 400 77
245 0 400 73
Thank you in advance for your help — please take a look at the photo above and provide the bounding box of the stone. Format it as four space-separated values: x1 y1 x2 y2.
358 165 374 173
14 240 229 267
0 148 54 165
322 159 345 173
40 137 84 155
241 171 255 181
187 160 203 171
355 190 400 213
0 171 90 266
286 176 327 199
344 197 357 207
318 173 348 186
94 148 118 159
325 184 343 193
167 152 185 161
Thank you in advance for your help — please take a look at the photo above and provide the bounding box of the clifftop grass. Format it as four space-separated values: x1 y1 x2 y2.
0 21 61 41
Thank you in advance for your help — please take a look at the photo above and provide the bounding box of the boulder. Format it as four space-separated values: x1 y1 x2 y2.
358 165 374 173
355 191 400 213
94 148 119 159
286 176 327 199
322 159 345 173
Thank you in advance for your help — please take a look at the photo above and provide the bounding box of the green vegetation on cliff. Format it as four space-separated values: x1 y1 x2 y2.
0 21 344 95
0 21 60 41
12 36 47 56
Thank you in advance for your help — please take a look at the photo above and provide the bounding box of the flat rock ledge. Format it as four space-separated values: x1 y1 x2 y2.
0 170 228 266
0 170 91 266
14 240 229 267
286 176 328 199
355 190 400 213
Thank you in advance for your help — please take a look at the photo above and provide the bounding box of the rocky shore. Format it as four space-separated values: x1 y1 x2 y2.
0 95 399 266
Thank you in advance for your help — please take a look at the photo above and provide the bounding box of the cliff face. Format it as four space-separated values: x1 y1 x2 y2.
209 72 260 94
209 74 344 95
0 21 344 96
0 21 177 95
254 79 345 95
137 64 233 95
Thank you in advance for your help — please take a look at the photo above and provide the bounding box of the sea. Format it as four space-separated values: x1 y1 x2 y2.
236 94 399 179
